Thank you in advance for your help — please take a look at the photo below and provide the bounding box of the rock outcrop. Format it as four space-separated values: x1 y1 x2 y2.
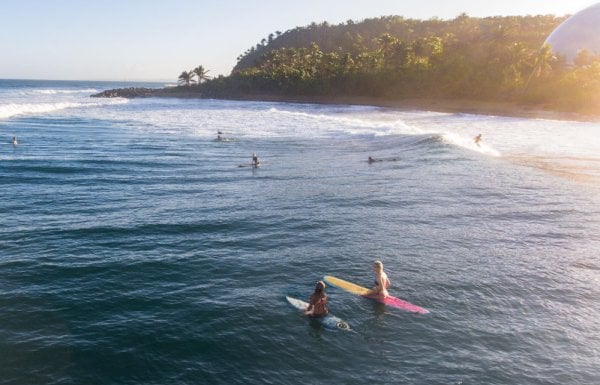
91 87 159 98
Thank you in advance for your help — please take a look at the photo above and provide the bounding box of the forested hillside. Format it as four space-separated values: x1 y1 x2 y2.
194 14 600 113
233 14 560 72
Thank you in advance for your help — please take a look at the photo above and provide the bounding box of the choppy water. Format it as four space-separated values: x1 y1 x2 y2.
1 79 599 385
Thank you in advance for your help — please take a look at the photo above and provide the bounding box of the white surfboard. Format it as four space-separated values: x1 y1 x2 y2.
286 296 350 330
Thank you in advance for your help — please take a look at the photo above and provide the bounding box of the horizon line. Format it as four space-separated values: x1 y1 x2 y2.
0 77 176 84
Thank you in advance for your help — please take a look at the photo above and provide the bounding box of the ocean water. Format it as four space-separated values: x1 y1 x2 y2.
1 79 599 385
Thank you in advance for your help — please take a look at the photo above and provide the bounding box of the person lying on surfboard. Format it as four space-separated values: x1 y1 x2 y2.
369 260 390 298
305 281 329 317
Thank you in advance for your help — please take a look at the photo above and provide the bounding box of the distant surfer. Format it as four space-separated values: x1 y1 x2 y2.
474 133 482 146
252 152 260 167
305 281 329 317
12 136 17 146
369 156 397 163
369 260 390 299
217 131 235 142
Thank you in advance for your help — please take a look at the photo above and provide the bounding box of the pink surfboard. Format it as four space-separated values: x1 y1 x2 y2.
324 275 429 314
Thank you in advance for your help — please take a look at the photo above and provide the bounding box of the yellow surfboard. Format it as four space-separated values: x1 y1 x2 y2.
324 275 370 295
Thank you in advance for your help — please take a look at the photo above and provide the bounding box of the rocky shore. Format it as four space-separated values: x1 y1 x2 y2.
91 86 216 99
91 87 162 98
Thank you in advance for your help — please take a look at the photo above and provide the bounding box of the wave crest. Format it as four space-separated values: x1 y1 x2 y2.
33 88 99 95
0 99 128 120
267 107 422 136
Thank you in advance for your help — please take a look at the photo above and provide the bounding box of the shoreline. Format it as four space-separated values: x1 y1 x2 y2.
92 88 600 123
214 94 600 122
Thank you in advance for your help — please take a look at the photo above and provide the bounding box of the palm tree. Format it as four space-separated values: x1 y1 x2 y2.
524 44 556 91
377 33 397 55
178 70 196 86
377 33 398 69
192 65 211 84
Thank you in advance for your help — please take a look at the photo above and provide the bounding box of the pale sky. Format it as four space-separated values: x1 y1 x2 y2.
0 0 595 81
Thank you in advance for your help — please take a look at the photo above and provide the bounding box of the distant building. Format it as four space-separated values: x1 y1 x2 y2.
545 3 600 63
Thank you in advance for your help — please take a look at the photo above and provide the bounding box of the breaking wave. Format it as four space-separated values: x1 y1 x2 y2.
266 107 501 156
0 99 127 120
442 132 502 157
33 88 99 95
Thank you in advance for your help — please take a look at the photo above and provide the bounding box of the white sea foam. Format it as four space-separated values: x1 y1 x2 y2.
266 107 423 136
34 88 99 95
0 99 127 120
442 132 502 157
265 107 506 157
33 96 592 173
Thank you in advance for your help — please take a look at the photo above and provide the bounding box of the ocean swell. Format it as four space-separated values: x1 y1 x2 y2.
33 88 100 95
0 99 128 120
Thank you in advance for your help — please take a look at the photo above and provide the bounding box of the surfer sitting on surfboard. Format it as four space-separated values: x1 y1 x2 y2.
369 260 390 299
305 281 329 317
252 152 260 167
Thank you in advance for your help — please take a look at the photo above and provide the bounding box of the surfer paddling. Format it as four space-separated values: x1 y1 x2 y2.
368 156 399 163
369 260 390 299
305 281 329 317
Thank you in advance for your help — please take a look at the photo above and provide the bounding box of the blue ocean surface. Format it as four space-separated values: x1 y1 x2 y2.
1 79 599 385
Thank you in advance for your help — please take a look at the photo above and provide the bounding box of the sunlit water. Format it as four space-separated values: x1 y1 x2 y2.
1 80 599 385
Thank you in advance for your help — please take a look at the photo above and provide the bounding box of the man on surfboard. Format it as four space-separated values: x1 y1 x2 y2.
368 260 390 298
252 152 260 168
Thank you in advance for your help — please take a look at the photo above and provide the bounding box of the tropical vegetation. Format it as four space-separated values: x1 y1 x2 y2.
177 70 195 86
192 65 210 83
177 14 600 113
178 66 211 86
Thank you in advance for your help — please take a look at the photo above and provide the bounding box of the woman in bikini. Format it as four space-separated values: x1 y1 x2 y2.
369 260 390 298
305 281 329 317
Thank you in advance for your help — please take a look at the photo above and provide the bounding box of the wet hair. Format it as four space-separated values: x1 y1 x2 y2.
373 260 383 271
314 281 326 297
